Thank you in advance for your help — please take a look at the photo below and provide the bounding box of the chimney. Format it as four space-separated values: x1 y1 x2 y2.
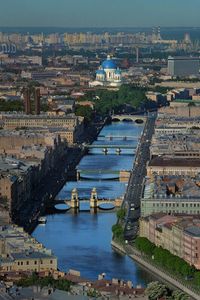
24 88 31 115
136 47 139 64
35 87 40 115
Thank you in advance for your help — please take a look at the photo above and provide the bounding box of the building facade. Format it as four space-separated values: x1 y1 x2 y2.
0 225 57 273
139 214 200 270
89 55 123 87
168 56 200 77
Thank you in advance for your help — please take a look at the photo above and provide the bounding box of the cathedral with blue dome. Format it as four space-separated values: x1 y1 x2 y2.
89 55 123 87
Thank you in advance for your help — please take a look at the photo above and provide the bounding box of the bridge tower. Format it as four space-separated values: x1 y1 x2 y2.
70 188 79 209
90 188 98 209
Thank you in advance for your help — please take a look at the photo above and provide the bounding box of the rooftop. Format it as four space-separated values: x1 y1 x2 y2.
149 157 200 167
184 226 200 237
143 174 200 200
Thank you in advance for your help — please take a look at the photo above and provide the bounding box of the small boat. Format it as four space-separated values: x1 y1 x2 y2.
38 217 47 224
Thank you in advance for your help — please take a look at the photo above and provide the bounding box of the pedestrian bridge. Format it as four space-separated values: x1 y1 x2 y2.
111 114 146 123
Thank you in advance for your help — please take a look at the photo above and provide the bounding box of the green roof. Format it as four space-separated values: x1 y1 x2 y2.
174 99 200 104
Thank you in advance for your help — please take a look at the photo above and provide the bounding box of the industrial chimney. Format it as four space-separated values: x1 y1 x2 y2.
24 88 31 115
34 88 40 115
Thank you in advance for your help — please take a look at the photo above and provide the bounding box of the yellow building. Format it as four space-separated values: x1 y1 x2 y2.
0 225 57 273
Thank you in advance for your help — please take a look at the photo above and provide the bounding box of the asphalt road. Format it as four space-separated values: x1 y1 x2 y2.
123 112 156 240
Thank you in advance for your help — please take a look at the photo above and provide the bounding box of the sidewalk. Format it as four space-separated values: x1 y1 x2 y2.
111 240 200 300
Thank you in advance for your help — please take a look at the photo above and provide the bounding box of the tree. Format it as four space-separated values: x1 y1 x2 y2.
112 224 124 241
145 281 169 300
0 100 23 112
172 290 189 300
134 237 155 256
194 271 200 285
17 273 72 292
75 105 93 122
117 208 126 220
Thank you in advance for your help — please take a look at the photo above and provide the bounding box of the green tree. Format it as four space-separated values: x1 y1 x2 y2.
172 290 189 300
0 100 23 112
117 208 126 220
145 281 169 300
134 237 155 256
75 105 93 122
17 274 72 292
194 271 200 285
112 224 124 241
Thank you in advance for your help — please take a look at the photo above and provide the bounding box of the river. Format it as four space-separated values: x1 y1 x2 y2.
32 121 155 286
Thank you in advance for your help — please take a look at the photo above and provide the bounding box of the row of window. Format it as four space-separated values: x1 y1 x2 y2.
17 259 53 266
151 202 200 208
151 209 200 215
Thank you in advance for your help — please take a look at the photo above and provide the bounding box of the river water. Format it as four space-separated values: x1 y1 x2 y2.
32 121 154 286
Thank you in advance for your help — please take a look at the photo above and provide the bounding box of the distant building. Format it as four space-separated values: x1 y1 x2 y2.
48 96 75 113
168 56 200 77
0 113 84 145
89 55 123 87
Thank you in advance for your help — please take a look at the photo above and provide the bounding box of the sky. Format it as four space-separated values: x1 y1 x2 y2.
0 0 200 28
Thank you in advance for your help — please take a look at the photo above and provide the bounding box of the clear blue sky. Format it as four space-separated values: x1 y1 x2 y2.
0 0 200 27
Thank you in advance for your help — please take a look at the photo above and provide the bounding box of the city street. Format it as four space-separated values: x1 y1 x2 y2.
123 113 156 240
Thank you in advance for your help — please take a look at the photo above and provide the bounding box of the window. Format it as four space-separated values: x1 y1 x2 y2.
50 260 53 264
34 261 37 265
21 262 23 265
26 261 29 265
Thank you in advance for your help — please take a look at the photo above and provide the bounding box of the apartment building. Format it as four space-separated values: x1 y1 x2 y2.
0 131 68 223
141 175 200 216
0 225 57 273
150 133 200 159
0 113 84 144
147 157 200 177
1 114 83 130
139 214 200 269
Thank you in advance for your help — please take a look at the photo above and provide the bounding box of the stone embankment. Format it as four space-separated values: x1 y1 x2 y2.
19 121 105 233
111 240 200 300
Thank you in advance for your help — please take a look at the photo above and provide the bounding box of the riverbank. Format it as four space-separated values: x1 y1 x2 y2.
18 121 105 234
33 120 151 283
111 240 200 300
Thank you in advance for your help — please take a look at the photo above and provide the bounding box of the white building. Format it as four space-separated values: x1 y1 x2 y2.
89 55 123 87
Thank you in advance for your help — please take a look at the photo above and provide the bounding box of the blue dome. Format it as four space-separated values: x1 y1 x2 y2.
102 58 117 69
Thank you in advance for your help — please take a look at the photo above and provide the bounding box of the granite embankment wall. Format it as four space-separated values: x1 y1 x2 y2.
111 240 200 300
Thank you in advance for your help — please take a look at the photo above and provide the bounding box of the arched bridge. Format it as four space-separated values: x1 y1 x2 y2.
55 188 123 212
111 114 146 123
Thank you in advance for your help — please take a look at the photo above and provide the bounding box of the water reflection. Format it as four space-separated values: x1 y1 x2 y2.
32 121 155 286
56 180 126 200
